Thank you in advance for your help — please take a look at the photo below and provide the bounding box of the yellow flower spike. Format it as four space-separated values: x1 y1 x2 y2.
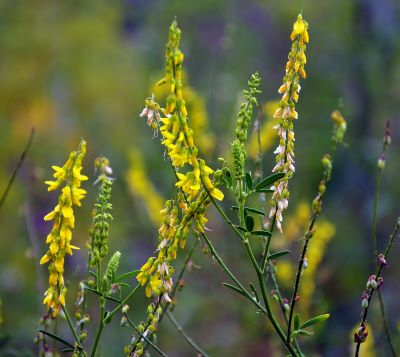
269 13 309 233
40 139 87 316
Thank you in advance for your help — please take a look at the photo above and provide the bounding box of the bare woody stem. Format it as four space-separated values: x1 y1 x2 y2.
354 217 400 356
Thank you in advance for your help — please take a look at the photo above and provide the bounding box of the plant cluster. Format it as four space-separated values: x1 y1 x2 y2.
14 13 398 357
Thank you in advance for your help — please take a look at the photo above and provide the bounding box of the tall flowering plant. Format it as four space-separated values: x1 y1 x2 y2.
23 13 399 357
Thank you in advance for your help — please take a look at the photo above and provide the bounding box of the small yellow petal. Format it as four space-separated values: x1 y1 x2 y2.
211 188 224 201
62 205 73 218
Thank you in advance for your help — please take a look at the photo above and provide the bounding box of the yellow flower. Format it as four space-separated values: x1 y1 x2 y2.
269 13 309 232
40 139 87 317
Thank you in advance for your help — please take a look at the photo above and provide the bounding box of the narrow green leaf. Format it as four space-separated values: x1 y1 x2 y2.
38 329 75 349
300 314 330 329
225 170 233 187
222 283 247 298
254 172 285 191
61 349 76 353
233 224 247 233
89 270 97 278
118 282 131 288
245 172 253 191
115 270 140 283
249 283 260 303
245 215 254 232
85 287 120 303
230 205 239 210
267 250 291 260
244 207 265 216
297 330 314 337
294 314 300 330
251 230 272 237
255 188 274 193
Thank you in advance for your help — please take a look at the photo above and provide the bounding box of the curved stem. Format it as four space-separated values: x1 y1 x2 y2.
166 310 210 357
0 128 35 212
105 283 141 323
61 304 84 353
377 290 397 357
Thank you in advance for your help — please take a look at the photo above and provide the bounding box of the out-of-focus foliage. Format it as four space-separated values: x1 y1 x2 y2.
1 0 400 356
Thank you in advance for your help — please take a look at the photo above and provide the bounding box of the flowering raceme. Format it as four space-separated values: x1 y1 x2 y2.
140 19 223 204
269 14 309 232
40 140 87 316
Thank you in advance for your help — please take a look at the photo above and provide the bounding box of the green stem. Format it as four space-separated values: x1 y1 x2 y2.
166 310 210 357
91 262 105 357
61 304 84 353
91 298 104 357
203 179 298 356
105 283 141 323
377 290 397 357
125 314 168 357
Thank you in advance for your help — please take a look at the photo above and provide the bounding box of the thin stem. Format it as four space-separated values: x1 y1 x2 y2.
91 261 105 357
370 129 396 355
91 299 104 357
165 310 210 357
105 283 141 323
371 172 382 264
286 148 336 343
125 314 168 357
377 290 396 357
61 304 84 352
354 217 400 356
203 180 298 356
0 127 35 211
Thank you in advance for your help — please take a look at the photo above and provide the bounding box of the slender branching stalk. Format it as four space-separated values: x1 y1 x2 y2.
0 128 35 211
354 217 400 356
165 310 210 357
369 121 396 356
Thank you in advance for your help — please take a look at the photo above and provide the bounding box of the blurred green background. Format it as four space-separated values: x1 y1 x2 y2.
1 0 400 356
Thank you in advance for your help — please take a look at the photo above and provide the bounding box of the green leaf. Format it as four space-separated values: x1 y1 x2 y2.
85 287 120 303
294 314 300 330
38 330 75 349
251 230 272 237
244 207 265 216
255 188 274 193
118 282 131 288
115 270 140 283
245 215 254 232
245 172 253 191
267 250 291 260
233 224 247 233
300 314 330 329
230 205 239 210
254 172 285 191
297 330 314 337
222 283 247 298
